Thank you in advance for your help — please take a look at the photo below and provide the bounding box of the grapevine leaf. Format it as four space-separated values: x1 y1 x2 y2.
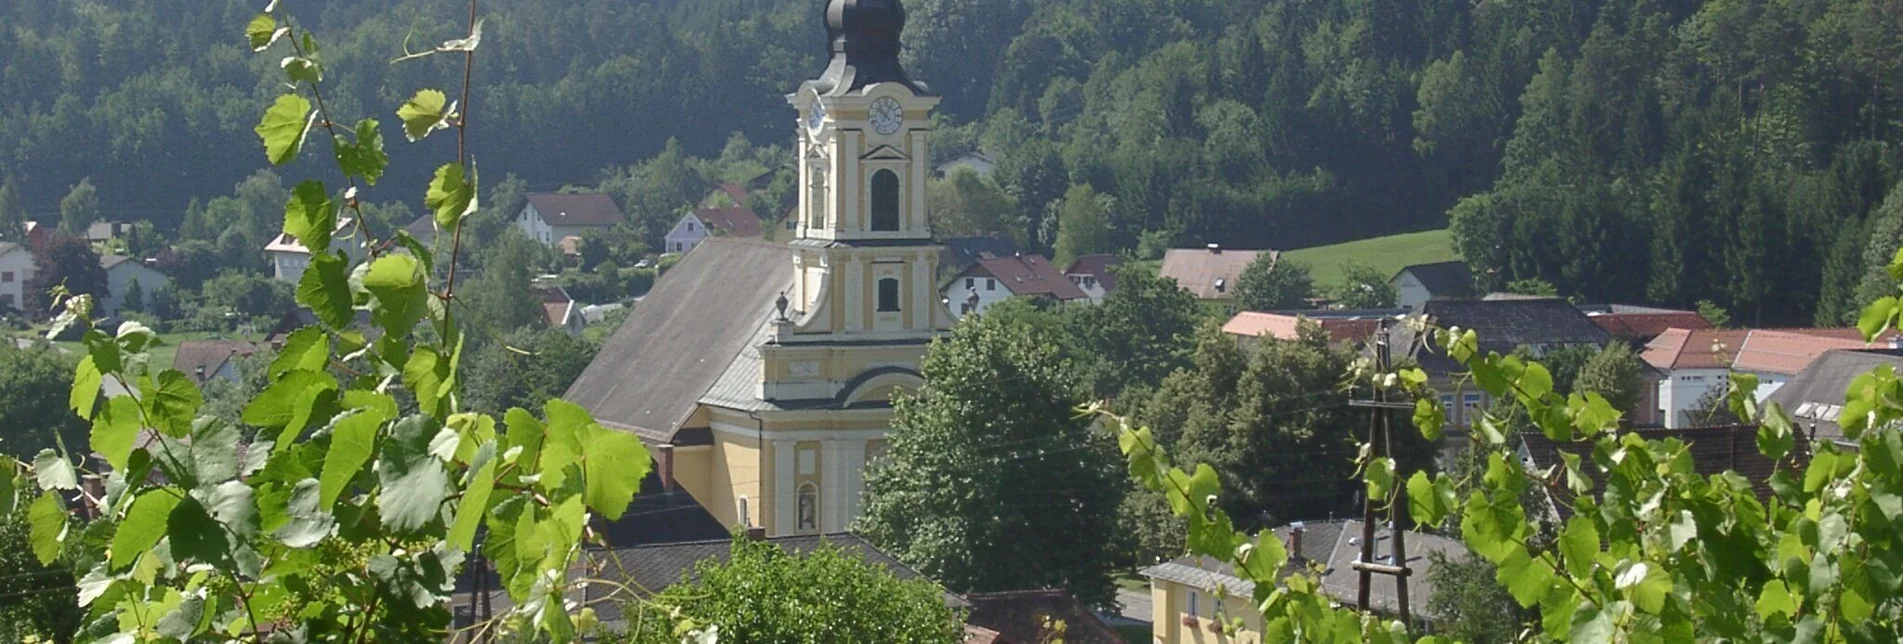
244 14 283 51
33 449 76 491
1365 456 1397 501
275 478 333 548
271 327 330 376
582 421 651 520
1496 549 1555 607
375 415 449 534
296 252 354 330
1518 362 1553 401
396 89 450 142
1568 604 1614 644
334 119 388 185
1859 296 1899 343
155 594 205 640
403 347 452 419
148 370 203 438
448 443 496 551
1405 471 1443 528
195 480 259 540
28 492 66 565
167 497 229 564
1237 530 1289 582
242 369 336 429
319 410 383 509
256 94 314 166
72 355 102 419
1559 516 1598 579
191 418 242 485
91 395 142 471
280 56 321 84
1164 463 1221 517
1757 579 1798 620
283 180 335 255
425 162 478 232
363 254 428 338
111 489 183 571
503 408 546 481
1412 398 1444 441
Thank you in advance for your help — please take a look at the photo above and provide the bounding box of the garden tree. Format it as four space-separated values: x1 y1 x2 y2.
158 240 223 291
0 341 86 461
576 229 611 271
1505 277 1559 297
0 490 85 642
56 178 99 235
1051 184 1114 267
1534 344 1598 398
927 167 1023 245
618 536 965 644
601 139 711 249
857 300 1125 608
0 177 25 241
1333 261 1398 309
1233 255 1314 312
119 278 144 314
4 7 674 642
1573 342 1644 417
199 270 294 320
1423 551 1527 644
25 234 108 316
458 230 550 336
196 349 272 435
1065 263 1207 397
1697 299 1734 329
462 327 599 415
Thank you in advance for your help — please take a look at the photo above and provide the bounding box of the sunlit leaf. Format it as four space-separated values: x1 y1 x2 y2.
296 252 354 330
396 89 450 142
284 180 335 255
111 489 183 571
256 94 314 165
425 162 477 233
28 493 67 565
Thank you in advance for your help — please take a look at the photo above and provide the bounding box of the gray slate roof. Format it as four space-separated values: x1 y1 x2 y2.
1396 261 1474 298
1764 349 1903 444
526 193 625 227
564 238 792 442
1142 520 1468 620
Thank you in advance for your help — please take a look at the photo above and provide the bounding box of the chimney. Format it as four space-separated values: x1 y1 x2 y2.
1288 521 1305 560
655 444 676 492
1207 243 1221 254
745 526 767 541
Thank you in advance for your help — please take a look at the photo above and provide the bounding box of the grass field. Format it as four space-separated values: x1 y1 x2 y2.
1279 229 1460 288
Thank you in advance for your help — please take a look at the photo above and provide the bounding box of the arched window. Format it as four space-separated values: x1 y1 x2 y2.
797 483 819 532
870 169 900 231
877 278 900 312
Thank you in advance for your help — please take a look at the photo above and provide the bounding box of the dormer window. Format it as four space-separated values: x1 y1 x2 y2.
1214 278 1227 293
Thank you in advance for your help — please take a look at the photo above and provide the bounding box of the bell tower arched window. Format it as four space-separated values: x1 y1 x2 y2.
870 169 900 232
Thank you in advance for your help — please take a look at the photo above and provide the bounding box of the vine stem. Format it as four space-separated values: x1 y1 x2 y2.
441 0 478 304
277 12 383 256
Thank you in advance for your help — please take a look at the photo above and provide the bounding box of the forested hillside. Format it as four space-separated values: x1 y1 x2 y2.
2 0 1901 324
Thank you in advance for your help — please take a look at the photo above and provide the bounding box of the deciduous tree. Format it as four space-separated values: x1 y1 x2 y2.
1233 255 1313 312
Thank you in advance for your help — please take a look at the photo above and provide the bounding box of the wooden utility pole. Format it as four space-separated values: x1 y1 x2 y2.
1349 320 1415 627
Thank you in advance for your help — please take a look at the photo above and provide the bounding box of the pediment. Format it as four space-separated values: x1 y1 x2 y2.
861 145 910 162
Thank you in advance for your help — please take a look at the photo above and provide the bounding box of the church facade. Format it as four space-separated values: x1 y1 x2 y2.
565 0 953 538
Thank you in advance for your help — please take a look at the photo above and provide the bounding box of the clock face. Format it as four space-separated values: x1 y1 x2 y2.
807 95 827 133
869 97 904 135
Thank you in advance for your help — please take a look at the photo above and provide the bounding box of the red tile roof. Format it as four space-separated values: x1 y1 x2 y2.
1160 246 1274 300
173 340 262 385
719 183 750 207
1590 311 1712 338
534 286 574 329
1733 330 1870 375
1643 327 1897 373
968 255 1089 300
1223 312 1381 345
692 206 764 238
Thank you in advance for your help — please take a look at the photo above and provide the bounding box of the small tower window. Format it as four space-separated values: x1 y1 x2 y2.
797 483 819 532
877 278 901 312
871 169 900 232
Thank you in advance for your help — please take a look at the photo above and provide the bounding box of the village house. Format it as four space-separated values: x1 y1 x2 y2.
664 205 764 253
1579 303 1711 341
265 217 363 283
98 255 170 315
937 235 1019 280
1222 310 1395 348
1766 349 1903 448
1064 254 1122 304
1159 244 1273 303
942 254 1089 319
1643 327 1887 428
515 193 624 246
1143 520 1469 644
1405 298 1632 428
934 150 995 177
1391 261 1474 310
0 242 34 312
172 340 262 385
533 284 585 335
564 5 958 538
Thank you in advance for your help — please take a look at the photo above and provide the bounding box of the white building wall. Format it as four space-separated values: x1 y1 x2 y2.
1069 274 1109 304
103 264 171 314
663 213 711 254
516 204 555 245
1394 271 1431 310
0 250 35 312
942 274 1014 320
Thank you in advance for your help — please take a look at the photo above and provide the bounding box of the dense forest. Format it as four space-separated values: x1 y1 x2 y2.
1 0 1901 324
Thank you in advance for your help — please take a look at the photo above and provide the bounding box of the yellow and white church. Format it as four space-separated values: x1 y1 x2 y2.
565 0 955 538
